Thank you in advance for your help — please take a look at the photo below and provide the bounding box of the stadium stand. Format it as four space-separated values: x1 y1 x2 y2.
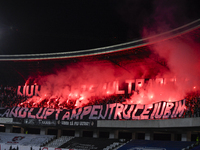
191 145 200 150
44 136 74 148
1 134 199 150
117 140 196 150
103 142 124 150
0 19 200 150
0 85 200 118
0 132 55 147
58 137 124 150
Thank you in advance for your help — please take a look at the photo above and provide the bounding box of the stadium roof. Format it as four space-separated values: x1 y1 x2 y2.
0 18 200 61
0 19 200 86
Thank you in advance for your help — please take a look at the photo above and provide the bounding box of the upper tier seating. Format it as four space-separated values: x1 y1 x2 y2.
45 136 74 148
117 140 196 150
0 132 55 147
59 137 122 150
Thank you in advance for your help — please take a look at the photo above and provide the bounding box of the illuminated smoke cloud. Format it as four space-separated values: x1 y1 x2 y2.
21 57 169 107
31 62 127 106
35 61 138 95
140 0 200 103
142 0 188 38
21 1 200 107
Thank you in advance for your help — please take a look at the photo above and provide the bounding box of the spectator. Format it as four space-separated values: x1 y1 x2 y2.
0 84 200 122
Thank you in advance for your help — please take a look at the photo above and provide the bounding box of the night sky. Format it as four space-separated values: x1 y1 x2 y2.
0 0 200 55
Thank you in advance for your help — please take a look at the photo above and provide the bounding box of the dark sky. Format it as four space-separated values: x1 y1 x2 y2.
0 0 200 55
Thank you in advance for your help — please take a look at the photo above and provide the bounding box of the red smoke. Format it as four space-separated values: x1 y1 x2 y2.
20 52 197 108
141 0 200 105
20 1 200 108
19 32 200 109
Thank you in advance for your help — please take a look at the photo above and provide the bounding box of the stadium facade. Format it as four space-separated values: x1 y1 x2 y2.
0 19 200 147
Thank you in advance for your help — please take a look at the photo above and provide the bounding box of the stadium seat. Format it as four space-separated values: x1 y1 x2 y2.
0 132 55 147
45 136 74 148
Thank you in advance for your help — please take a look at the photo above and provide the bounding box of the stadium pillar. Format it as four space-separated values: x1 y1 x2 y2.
75 129 82 137
93 130 99 138
145 132 153 140
5 125 12 133
57 129 62 138
181 132 191 141
171 133 175 141
132 132 136 140
21 127 25 134
109 130 118 139
40 127 47 135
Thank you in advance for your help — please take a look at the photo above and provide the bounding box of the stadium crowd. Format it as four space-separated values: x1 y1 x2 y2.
0 85 26 108
0 85 200 118
184 92 200 117
0 85 127 109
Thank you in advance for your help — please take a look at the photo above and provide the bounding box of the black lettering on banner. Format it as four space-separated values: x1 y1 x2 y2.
132 104 144 120
9 107 20 118
175 100 186 117
163 102 174 119
28 108 35 119
62 111 71 120
113 103 124 120
89 105 101 120
140 104 153 120
1 109 11 117
108 103 116 120
18 107 29 118
43 108 54 119
54 109 62 120
70 108 82 120
80 106 92 119
150 103 158 119
0 100 186 121
98 104 109 119
122 104 135 120
171 101 178 118
154 102 166 119
36 108 47 119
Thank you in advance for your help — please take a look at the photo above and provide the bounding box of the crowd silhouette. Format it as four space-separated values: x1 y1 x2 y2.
1 85 200 118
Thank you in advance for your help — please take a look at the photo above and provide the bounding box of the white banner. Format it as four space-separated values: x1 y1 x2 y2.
0 118 13 124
